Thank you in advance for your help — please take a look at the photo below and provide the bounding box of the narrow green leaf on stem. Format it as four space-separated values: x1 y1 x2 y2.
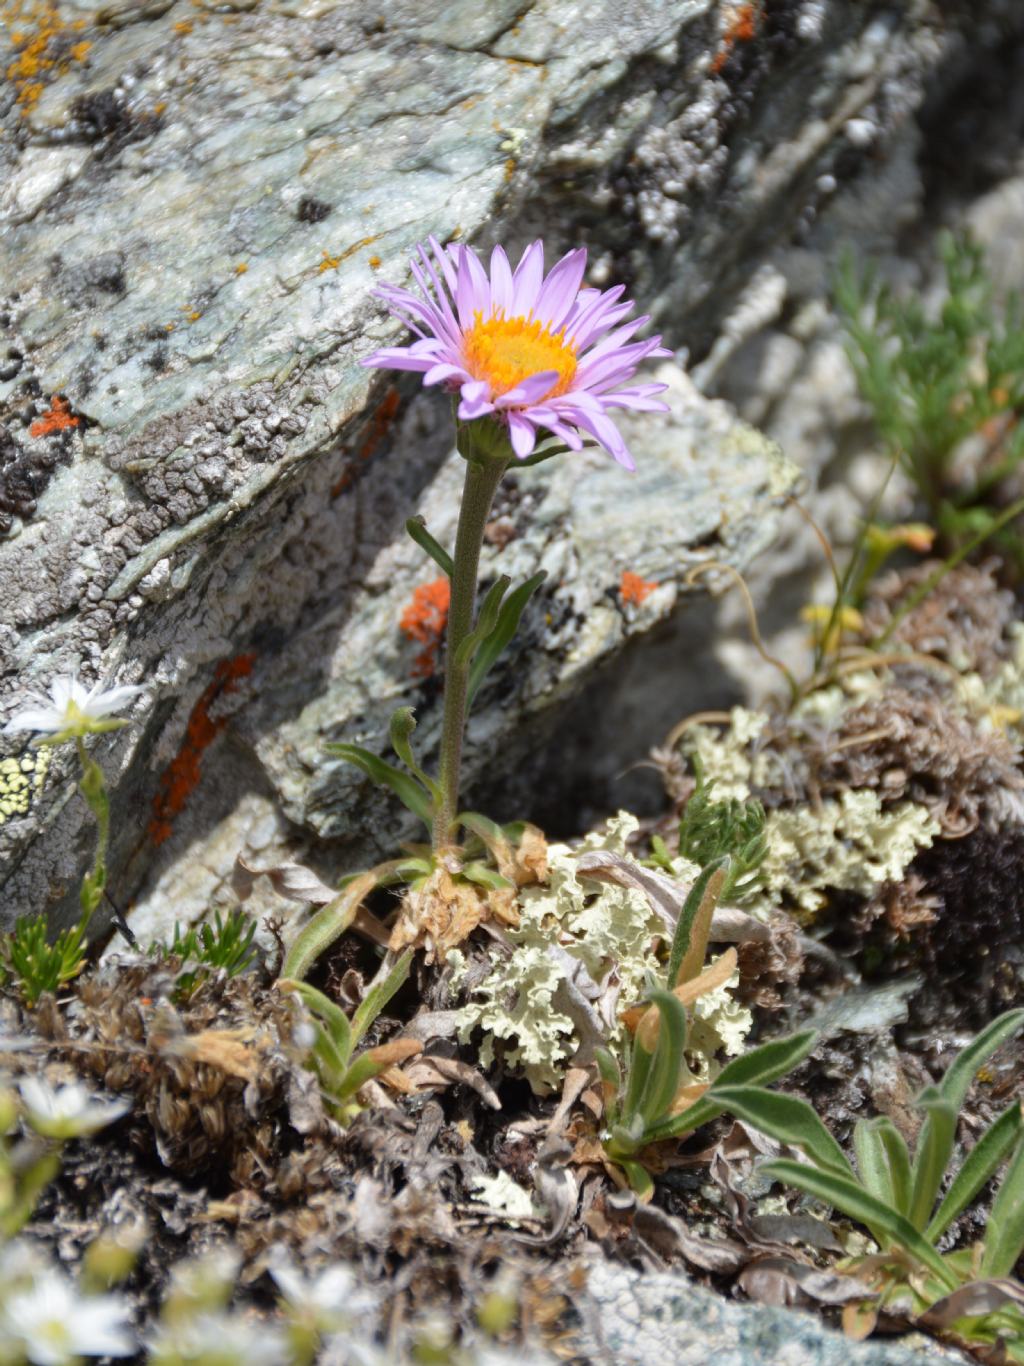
637 990 689 1131
388 707 441 802
980 1126 1024 1278
855 1116 912 1217
622 1033 656 1128
927 1102 1022 1243
454 575 511 669
595 1046 621 1094
939 1009 1024 1112
908 1089 958 1230
667 858 728 988
621 1160 655 1200
759 1159 959 1291
279 978 353 1066
350 949 414 1049
326 741 434 827
466 570 547 705
330 1050 393 1105
642 1029 819 1143
280 869 380 981
460 862 513 891
710 1085 854 1179
405 515 454 577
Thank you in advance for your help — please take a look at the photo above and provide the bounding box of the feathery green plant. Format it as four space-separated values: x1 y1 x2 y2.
651 755 768 902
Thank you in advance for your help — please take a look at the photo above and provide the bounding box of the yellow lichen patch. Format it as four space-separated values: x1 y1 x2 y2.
2 0 94 112
0 748 49 824
463 310 577 401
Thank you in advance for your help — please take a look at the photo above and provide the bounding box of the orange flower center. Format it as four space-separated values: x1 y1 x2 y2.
462 311 577 402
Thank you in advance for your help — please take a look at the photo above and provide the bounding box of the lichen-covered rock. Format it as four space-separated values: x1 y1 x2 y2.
0 0 1012 927
576 1254 969 1366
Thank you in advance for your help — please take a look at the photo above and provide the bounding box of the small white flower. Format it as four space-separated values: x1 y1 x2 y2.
0 1267 134 1364
3 675 142 744
19 1077 131 1140
147 1311 289 1366
271 1254 375 1326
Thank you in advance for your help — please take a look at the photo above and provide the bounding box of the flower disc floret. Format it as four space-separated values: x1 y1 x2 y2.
462 310 577 401
363 237 672 468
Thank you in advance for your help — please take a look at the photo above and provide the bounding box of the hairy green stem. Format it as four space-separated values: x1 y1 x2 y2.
433 438 508 849
75 737 109 929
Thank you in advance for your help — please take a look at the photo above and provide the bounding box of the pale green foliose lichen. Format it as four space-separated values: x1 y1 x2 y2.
956 622 1024 733
751 791 939 917
682 706 939 919
449 812 752 1095
684 707 770 800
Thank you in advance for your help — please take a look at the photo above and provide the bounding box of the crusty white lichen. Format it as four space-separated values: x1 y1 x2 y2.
469 1172 542 1221
450 812 752 1095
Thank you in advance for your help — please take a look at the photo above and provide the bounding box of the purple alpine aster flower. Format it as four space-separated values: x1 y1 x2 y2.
362 238 672 469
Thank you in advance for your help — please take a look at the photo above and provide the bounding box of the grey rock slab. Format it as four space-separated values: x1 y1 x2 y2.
577 1254 971 1366
0 0 1004 925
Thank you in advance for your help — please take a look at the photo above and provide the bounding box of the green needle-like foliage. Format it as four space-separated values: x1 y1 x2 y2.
837 233 1024 570
159 908 258 999
0 913 87 1006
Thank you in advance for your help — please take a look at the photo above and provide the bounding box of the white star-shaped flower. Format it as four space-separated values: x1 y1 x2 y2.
0 1267 134 1364
3 675 143 745
19 1077 131 1140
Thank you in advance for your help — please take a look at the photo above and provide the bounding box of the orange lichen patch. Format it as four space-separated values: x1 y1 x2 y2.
234 262 248 275
619 570 658 606
710 1 759 75
318 236 379 275
148 654 256 846
400 578 450 678
3 0 93 112
30 394 81 437
368 255 381 269
330 386 401 498
173 18 193 33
